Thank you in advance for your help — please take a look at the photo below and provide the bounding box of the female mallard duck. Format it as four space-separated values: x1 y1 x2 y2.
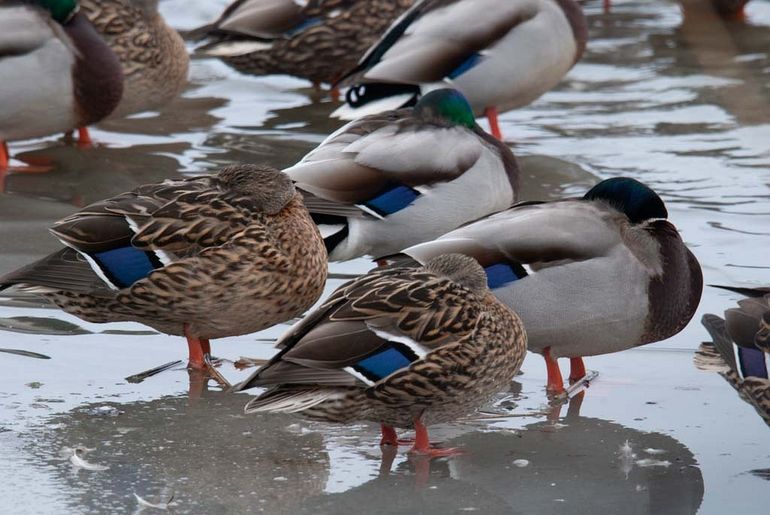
398 178 703 395
191 0 414 93
700 285 769 425
333 0 588 139
234 254 527 455
79 0 189 118
286 89 518 262
0 0 123 169
0 165 328 377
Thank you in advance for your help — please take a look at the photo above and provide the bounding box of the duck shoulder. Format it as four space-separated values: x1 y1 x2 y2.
340 0 538 85
404 200 624 268
724 295 770 349
286 107 505 217
54 166 297 256
0 4 63 59
195 0 317 40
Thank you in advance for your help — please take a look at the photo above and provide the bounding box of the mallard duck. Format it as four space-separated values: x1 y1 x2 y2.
0 165 328 377
192 0 414 94
0 0 123 169
700 285 769 425
234 254 527 455
286 88 518 262
333 0 588 140
80 0 189 118
398 177 703 395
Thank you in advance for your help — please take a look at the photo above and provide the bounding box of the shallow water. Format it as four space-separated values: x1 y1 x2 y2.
0 0 769 513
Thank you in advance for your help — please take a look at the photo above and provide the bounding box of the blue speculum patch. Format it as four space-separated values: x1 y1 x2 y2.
485 263 523 289
448 53 483 79
286 17 323 36
354 345 419 381
738 346 769 379
92 246 159 288
363 185 420 216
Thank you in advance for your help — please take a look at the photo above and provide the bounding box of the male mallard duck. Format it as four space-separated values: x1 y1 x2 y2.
234 254 527 455
80 0 189 118
398 178 703 395
192 0 414 94
0 0 123 169
700 285 770 425
333 0 588 139
286 89 518 262
0 165 328 377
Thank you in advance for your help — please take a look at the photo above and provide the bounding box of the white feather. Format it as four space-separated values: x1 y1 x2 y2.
317 224 346 239
353 204 385 220
125 216 174 266
201 40 272 57
244 390 346 414
343 367 375 386
331 94 415 120
734 344 745 380
368 327 428 359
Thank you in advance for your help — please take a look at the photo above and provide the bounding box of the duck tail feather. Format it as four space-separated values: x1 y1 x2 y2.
243 387 346 414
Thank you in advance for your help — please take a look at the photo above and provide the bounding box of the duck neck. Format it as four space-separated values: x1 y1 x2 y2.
278 195 330 275
640 220 703 344
64 13 124 126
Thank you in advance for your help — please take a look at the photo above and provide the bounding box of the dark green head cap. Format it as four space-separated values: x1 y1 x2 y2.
584 177 668 224
36 0 79 24
414 89 476 129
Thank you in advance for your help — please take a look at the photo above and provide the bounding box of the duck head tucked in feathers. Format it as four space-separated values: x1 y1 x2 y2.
0 0 123 145
235 254 526 453
0 164 328 370
286 88 519 262
399 177 703 395
333 0 588 140
191 0 415 88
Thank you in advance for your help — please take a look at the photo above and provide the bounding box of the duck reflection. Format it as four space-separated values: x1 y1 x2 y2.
2 92 227 199
4 143 185 207
27 392 329 513
446 394 704 514
296 393 704 514
647 3 770 126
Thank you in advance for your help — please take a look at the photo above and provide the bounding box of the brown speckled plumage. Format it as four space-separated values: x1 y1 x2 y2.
81 0 189 117
238 254 526 430
0 165 328 341
196 0 414 85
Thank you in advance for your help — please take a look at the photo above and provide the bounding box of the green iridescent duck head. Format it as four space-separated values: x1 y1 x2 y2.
414 89 476 129
36 0 79 23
